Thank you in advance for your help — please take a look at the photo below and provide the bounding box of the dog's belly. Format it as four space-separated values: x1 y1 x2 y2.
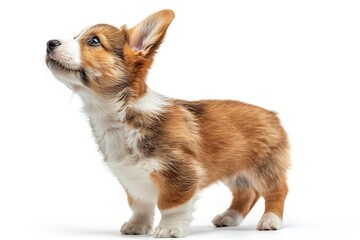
106 157 158 203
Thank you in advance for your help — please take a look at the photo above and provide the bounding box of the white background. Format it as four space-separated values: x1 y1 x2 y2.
1 0 359 239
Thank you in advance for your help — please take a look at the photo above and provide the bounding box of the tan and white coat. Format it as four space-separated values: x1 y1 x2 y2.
46 10 290 238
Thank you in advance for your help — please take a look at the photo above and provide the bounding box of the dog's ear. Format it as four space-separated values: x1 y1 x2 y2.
126 10 174 57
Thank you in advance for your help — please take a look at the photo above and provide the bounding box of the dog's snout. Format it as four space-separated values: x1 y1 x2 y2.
47 39 61 53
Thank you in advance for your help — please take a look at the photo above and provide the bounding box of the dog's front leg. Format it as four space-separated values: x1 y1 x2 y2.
151 169 198 238
154 197 196 238
120 193 155 235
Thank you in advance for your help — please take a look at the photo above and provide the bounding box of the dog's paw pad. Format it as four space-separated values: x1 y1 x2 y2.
120 221 152 235
153 225 184 238
257 212 282 231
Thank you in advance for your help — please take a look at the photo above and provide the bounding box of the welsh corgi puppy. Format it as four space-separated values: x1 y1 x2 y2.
46 10 290 238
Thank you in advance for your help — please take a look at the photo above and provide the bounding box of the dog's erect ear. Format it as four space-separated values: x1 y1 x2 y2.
126 10 174 57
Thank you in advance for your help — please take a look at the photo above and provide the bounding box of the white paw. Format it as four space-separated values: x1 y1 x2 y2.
120 221 152 235
257 212 282 231
212 209 243 227
153 225 185 238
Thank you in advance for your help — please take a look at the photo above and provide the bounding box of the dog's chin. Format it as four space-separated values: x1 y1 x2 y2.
46 55 84 90
46 55 80 76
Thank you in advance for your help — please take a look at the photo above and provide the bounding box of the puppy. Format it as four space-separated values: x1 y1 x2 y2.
46 10 290 238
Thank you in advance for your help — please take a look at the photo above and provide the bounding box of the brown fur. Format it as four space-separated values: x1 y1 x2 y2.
147 100 289 212
55 9 290 231
82 9 288 218
79 24 129 96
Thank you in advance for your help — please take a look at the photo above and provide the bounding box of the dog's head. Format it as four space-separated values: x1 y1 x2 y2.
46 10 174 101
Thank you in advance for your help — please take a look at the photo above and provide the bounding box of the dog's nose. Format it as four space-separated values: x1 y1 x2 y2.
47 39 61 53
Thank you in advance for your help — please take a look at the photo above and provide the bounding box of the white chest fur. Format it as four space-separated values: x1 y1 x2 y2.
107 157 159 203
80 88 167 203
86 106 159 204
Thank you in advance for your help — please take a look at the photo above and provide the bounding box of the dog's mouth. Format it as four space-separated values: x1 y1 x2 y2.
46 55 80 73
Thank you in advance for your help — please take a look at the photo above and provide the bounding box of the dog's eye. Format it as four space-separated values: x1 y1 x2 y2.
87 36 101 46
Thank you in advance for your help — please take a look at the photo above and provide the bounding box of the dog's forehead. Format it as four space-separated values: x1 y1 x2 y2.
76 24 119 39
75 26 92 40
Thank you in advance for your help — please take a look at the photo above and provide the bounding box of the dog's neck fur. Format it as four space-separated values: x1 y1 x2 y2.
73 82 163 205
76 84 168 161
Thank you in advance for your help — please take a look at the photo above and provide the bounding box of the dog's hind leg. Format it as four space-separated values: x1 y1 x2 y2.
257 181 288 230
212 175 260 227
